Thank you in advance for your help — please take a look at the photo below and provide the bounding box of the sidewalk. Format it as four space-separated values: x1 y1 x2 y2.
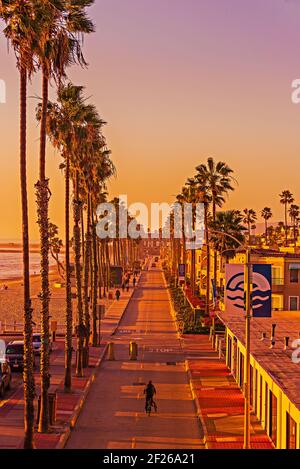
0 284 138 449
183 334 274 449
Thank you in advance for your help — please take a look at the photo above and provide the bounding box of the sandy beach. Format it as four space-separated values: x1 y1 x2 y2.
0 269 111 330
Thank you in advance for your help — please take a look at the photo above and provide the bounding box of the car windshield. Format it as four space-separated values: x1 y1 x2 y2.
6 344 24 354
32 336 41 343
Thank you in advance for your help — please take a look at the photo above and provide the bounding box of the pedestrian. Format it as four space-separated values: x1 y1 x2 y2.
121 283 125 292
116 289 121 301
126 284 129 292
133 277 136 288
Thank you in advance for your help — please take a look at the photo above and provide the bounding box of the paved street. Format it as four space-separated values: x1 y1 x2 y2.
66 266 203 449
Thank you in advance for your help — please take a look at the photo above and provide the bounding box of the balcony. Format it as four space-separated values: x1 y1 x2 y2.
272 277 284 286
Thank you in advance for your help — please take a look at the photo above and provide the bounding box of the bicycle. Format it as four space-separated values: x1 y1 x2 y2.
145 397 157 416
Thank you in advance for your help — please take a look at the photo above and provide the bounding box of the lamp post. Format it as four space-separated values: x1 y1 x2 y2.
208 229 252 449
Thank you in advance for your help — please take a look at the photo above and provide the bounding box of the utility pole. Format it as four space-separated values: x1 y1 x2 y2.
243 246 252 449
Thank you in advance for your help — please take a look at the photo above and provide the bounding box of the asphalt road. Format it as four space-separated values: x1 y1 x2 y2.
66 265 204 449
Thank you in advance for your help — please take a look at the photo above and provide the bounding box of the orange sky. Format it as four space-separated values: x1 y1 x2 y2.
1 0 300 240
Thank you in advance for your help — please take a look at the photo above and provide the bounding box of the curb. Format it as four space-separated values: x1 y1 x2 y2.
185 359 208 448
55 275 140 449
162 272 182 341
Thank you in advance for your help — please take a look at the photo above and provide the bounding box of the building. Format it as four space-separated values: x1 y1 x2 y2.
218 310 300 449
227 249 300 312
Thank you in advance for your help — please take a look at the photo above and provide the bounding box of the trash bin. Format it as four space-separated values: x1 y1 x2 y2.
37 392 57 425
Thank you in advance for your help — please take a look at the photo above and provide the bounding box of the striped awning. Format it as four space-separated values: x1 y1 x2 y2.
288 263 300 270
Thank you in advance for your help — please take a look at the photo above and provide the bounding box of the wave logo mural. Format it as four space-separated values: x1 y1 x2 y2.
225 264 272 318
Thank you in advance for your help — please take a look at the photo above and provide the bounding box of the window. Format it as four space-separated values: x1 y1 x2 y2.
269 391 277 446
250 365 253 407
254 369 258 413
227 335 232 370
265 383 269 431
239 352 244 389
290 269 299 283
286 412 297 449
289 296 299 311
259 376 263 421
272 294 283 311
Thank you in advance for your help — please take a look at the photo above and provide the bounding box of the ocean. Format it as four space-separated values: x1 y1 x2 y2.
0 250 58 280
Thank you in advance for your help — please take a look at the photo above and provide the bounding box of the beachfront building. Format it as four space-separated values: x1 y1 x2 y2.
218 310 300 448
226 249 300 312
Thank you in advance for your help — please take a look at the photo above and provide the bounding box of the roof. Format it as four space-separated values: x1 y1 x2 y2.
217 310 300 411
234 248 300 259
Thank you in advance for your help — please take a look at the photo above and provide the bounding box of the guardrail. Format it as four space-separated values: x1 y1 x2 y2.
0 320 76 335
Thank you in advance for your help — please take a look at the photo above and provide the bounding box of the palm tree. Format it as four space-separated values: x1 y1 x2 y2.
242 208 257 243
210 210 246 262
186 177 211 315
0 0 39 449
289 204 300 246
194 157 235 284
35 0 94 432
40 84 89 390
280 190 294 246
261 207 272 243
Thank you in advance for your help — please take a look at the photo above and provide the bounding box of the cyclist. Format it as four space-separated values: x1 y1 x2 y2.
144 380 157 414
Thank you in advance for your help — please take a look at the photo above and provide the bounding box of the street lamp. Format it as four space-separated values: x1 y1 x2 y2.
208 229 252 449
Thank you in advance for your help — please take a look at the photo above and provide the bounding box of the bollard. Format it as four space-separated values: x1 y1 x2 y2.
129 341 138 360
108 342 115 360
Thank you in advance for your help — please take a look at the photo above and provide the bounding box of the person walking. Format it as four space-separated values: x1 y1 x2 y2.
115 289 121 301
133 277 136 288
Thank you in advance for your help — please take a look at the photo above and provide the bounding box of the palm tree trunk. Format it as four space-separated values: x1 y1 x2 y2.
37 68 50 434
81 204 85 263
20 65 35 450
73 171 84 377
64 152 72 392
285 203 288 246
265 220 268 244
83 195 91 367
212 199 217 287
91 207 98 346
205 203 210 316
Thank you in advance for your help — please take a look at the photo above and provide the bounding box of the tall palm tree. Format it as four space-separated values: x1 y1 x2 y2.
289 204 300 246
186 177 211 315
261 207 272 243
194 157 235 284
210 210 246 262
0 0 39 449
280 190 294 246
40 84 90 390
35 0 94 432
242 208 257 243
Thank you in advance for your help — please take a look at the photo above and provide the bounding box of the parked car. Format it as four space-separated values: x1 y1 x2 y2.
0 361 11 398
32 333 52 355
6 341 36 371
